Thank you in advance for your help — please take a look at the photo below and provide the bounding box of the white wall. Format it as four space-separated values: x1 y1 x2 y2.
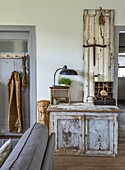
0 0 125 101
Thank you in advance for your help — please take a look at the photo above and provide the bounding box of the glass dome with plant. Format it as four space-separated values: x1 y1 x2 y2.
58 77 72 86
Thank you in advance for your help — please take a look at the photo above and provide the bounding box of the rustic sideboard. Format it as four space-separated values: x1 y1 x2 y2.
48 103 120 156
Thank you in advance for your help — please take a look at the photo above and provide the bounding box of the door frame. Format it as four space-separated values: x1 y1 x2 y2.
0 25 37 127
114 26 125 105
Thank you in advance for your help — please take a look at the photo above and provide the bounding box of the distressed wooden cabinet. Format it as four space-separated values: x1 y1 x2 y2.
48 103 120 156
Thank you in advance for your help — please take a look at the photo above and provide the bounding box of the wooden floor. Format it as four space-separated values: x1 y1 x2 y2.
54 102 125 170
54 138 125 170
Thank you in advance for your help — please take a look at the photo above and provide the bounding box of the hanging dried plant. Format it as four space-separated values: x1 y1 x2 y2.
22 55 28 90
99 7 105 25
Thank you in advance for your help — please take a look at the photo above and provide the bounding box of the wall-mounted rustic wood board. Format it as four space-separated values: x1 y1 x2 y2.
83 9 115 102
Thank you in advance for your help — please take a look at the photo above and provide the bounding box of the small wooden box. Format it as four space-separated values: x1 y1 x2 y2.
93 97 116 105
50 86 70 104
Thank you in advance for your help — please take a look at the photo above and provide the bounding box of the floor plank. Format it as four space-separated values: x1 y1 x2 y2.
54 138 125 170
68 167 94 170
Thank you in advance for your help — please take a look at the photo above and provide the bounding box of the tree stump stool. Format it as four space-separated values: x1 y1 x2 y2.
37 100 50 130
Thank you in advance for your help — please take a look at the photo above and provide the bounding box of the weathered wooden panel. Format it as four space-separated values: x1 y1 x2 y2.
57 118 81 149
85 116 115 156
83 9 115 102
88 119 111 150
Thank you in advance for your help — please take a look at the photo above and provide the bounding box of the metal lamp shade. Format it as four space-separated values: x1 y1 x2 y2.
60 69 78 75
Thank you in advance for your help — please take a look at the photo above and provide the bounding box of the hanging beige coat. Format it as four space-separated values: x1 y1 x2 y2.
8 71 24 133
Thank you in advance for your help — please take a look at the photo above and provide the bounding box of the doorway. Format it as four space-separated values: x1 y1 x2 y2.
0 26 36 135
115 26 125 139
118 33 125 104
114 26 125 105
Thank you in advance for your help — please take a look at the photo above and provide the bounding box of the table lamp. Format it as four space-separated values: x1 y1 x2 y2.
53 65 78 86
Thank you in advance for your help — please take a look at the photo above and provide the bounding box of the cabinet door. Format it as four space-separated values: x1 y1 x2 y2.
55 115 84 155
85 116 114 156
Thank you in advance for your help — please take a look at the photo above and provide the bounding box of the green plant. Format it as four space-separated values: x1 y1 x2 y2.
58 77 72 86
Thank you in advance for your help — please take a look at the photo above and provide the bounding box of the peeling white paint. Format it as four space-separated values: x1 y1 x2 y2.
83 9 115 102
49 103 119 156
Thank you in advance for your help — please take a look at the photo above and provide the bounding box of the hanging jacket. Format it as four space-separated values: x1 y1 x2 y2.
8 71 24 133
